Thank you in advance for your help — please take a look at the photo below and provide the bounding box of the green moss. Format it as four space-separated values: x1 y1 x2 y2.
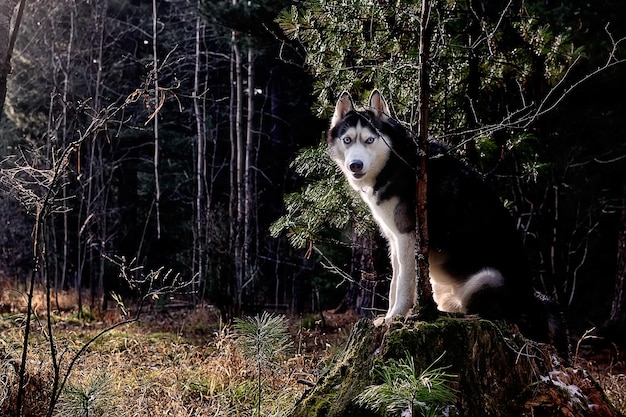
146 332 178 343
300 315 318 330
289 317 555 417
382 317 526 371
290 319 382 417
64 307 96 325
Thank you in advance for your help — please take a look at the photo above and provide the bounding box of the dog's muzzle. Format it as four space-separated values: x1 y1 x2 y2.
348 160 365 178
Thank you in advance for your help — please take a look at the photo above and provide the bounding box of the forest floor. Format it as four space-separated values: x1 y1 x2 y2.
0 286 625 416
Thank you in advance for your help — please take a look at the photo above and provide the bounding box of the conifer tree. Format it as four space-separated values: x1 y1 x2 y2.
274 0 586 313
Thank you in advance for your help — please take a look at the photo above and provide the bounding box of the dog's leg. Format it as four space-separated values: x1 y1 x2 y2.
375 233 398 326
385 232 415 322
431 280 463 313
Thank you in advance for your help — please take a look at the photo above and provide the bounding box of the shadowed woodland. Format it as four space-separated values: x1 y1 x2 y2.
0 0 626 416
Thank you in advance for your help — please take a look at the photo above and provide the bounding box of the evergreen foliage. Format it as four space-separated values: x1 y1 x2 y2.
277 0 580 134
356 352 456 417
234 312 293 416
56 371 116 417
234 312 292 369
274 0 626 324
270 144 374 249
273 0 585 253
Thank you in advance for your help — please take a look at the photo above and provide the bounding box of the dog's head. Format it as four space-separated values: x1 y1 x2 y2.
327 90 393 189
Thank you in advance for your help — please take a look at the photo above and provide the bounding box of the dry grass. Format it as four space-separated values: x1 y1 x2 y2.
594 372 626 413
1 283 625 416
0 288 348 417
0 321 337 416
575 343 626 415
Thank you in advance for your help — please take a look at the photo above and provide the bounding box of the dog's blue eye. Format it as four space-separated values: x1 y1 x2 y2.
342 137 352 144
365 137 376 144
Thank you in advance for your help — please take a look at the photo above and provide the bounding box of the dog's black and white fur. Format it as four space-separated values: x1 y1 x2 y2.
328 90 567 353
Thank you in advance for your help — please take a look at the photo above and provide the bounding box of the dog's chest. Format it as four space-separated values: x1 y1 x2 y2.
360 190 403 236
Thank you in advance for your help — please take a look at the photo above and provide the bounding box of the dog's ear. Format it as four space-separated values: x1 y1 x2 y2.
368 89 390 120
331 91 354 128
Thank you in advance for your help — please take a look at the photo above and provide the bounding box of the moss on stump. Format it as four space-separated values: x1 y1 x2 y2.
289 317 624 417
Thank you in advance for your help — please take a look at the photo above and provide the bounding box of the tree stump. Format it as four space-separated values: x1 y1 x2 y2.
290 318 624 417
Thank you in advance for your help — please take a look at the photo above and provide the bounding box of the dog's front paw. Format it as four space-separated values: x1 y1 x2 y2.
373 316 387 327
373 313 406 327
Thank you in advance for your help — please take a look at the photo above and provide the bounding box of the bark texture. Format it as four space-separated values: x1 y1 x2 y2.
289 318 623 417
0 0 19 118
605 179 626 344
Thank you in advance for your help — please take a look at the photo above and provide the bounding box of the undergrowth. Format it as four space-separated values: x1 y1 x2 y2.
0 287 625 416
357 352 457 417
0 298 345 417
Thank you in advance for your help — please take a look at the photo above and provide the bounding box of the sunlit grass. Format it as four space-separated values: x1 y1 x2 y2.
0 296 342 417
1 283 624 416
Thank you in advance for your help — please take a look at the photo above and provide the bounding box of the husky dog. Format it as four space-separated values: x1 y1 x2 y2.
328 90 567 351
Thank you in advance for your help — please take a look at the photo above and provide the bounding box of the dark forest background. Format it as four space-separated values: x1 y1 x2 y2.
0 0 625 342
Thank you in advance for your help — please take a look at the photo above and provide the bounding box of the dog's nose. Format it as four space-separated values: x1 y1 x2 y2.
349 160 363 172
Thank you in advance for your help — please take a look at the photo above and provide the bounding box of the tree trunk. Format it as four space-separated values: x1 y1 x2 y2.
605 179 626 344
414 0 436 317
289 318 623 417
60 1 75 303
152 0 161 239
462 0 481 165
193 10 205 303
229 9 244 313
334 230 386 316
243 45 256 300
234 41 244 310
92 0 107 307
0 0 21 121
